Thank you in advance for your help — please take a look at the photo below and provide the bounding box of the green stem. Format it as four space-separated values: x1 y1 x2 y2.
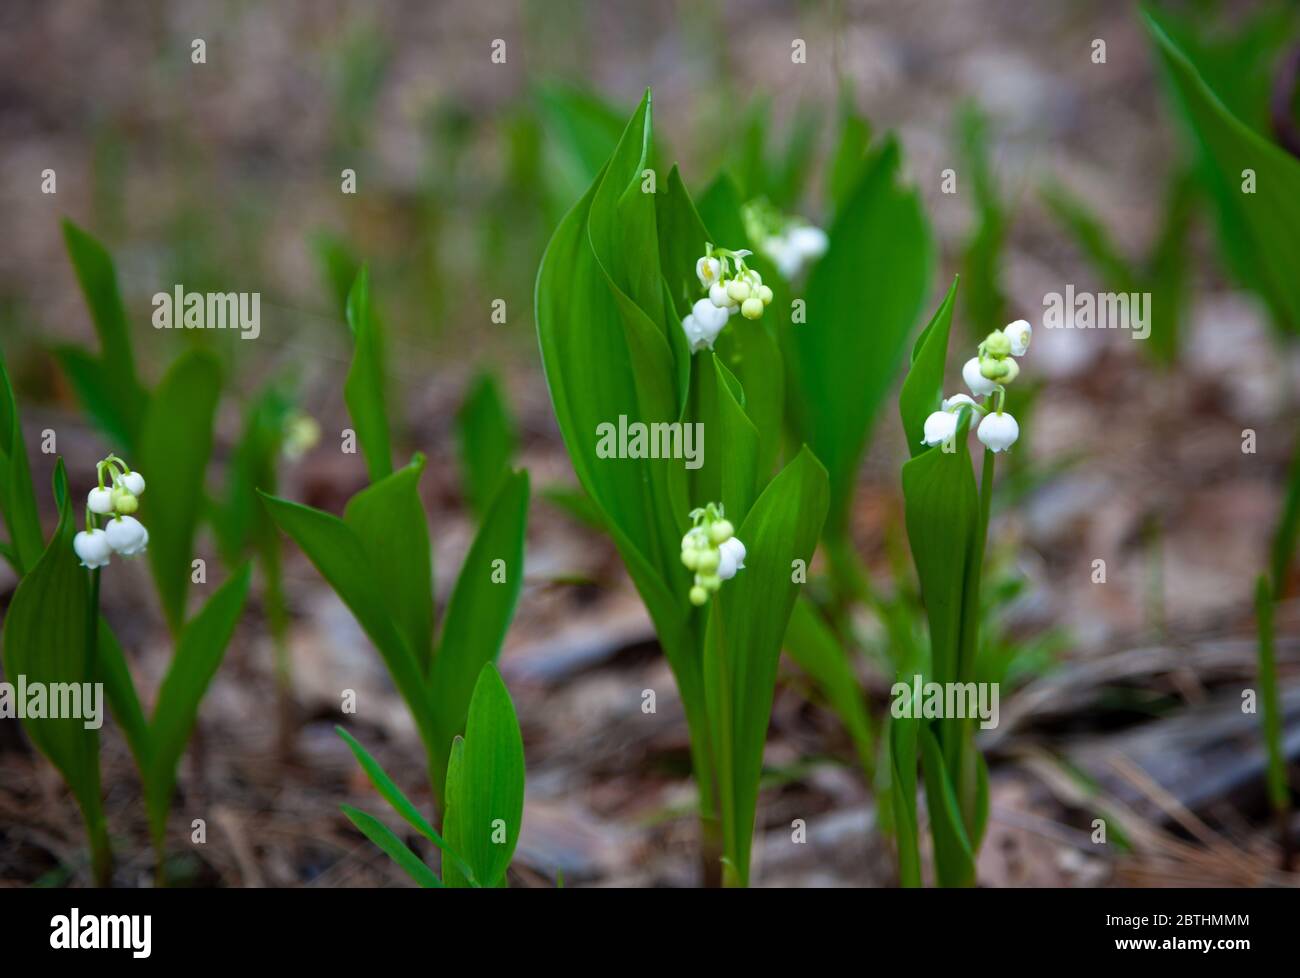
86 568 114 887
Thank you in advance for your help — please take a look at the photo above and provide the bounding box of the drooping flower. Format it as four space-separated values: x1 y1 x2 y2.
681 504 745 604
977 411 1019 453
87 487 114 514
963 357 998 397
1003 319 1032 357
73 528 112 568
682 297 729 352
105 515 149 556
696 256 722 289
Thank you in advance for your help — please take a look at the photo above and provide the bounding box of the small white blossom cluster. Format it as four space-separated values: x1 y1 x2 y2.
742 199 828 281
683 245 774 352
73 455 149 569
922 319 1032 454
680 503 746 606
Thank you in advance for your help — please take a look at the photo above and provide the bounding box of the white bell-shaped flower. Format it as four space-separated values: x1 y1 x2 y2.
717 537 746 580
962 357 998 396
696 256 721 289
683 298 728 352
788 225 828 261
87 487 114 514
1003 319 1032 357
977 411 1019 453
922 410 959 447
105 515 149 556
73 528 112 568
709 281 734 309
121 470 146 496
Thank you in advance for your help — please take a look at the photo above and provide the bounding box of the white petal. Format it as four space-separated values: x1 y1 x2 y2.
696 256 721 288
74 529 112 568
962 357 998 396
121 471 146 496
941 393 977 412
1004 319 1032 357
720 537 746 571
106 515 148 556
87 487 114 514
977 412 1019 453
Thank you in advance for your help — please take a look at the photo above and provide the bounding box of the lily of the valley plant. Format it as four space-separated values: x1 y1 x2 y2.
537 89 828 886
894 279 1033 886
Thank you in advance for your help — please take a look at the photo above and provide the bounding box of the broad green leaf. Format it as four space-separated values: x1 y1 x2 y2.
455 664 525 888
535 83 652 212
0 349 43 573
783 596 874 781
919 724 975 887
898 278 959 459
213 381 293 565
261 492 433 753
441 736 469 888
429 470 529 792
139 349 222 633
454 370 517 518
1144 7 1300 331
791 139 933 535
60 221 148 449
344 456 434 671
900 412 979 689
685 354 759 526
312 230 361 321
1 461 107 853
535 90 686 643
340 805 443 888
336 725 476 884
705 447 829 885
146 564 251 845
344 266 393 481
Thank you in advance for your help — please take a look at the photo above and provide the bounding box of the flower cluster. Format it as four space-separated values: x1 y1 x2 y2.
73 455 149 569
742 199 828 281
682 245 774 352
922 319 1032 454
679 503 746 606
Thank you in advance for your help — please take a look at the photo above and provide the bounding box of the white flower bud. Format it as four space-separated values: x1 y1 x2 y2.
922 410 959 447
977 412 1019 453
105 515 149 556
1003 319 1032 357
941 393 977 412
73 528 112 569
788 225 828 260
709 281 733 308
121 470 146 496
962 357 998 396
696 256 722 289
87 487 114 514
717 537 746 580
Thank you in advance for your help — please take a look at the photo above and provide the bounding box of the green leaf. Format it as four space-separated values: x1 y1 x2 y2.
685 354 759 526
705 447 829 886
454 370 517 518
535 89 687 643
340 805 443 888
344 266 393 481
96 619 151 774
335 725 476 884
783 597 874 781
261 491 434 754
429 470 529 794
919 724 975 887
146 564 251 846
60 221 148 450
441 736 469 888
827 93 872 213
1144 6 1300 331
898 278 959 459
139 349 222 633
888 715 922 887
1 461 107 854
343 456 434 671
455 664 525 888
791 139 934 535
0 348 43 574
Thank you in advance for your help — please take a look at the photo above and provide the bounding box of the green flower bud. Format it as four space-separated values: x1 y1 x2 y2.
1000 358 1020 384
984 330 1012 358
726 279 751 302
709 519 734 544
757 285 774 305
979 355 1010 380
741 297 764 320
111 488 139 514
698 574 721 591
695 548 720 573
690 586 708 606
681 548 700 571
